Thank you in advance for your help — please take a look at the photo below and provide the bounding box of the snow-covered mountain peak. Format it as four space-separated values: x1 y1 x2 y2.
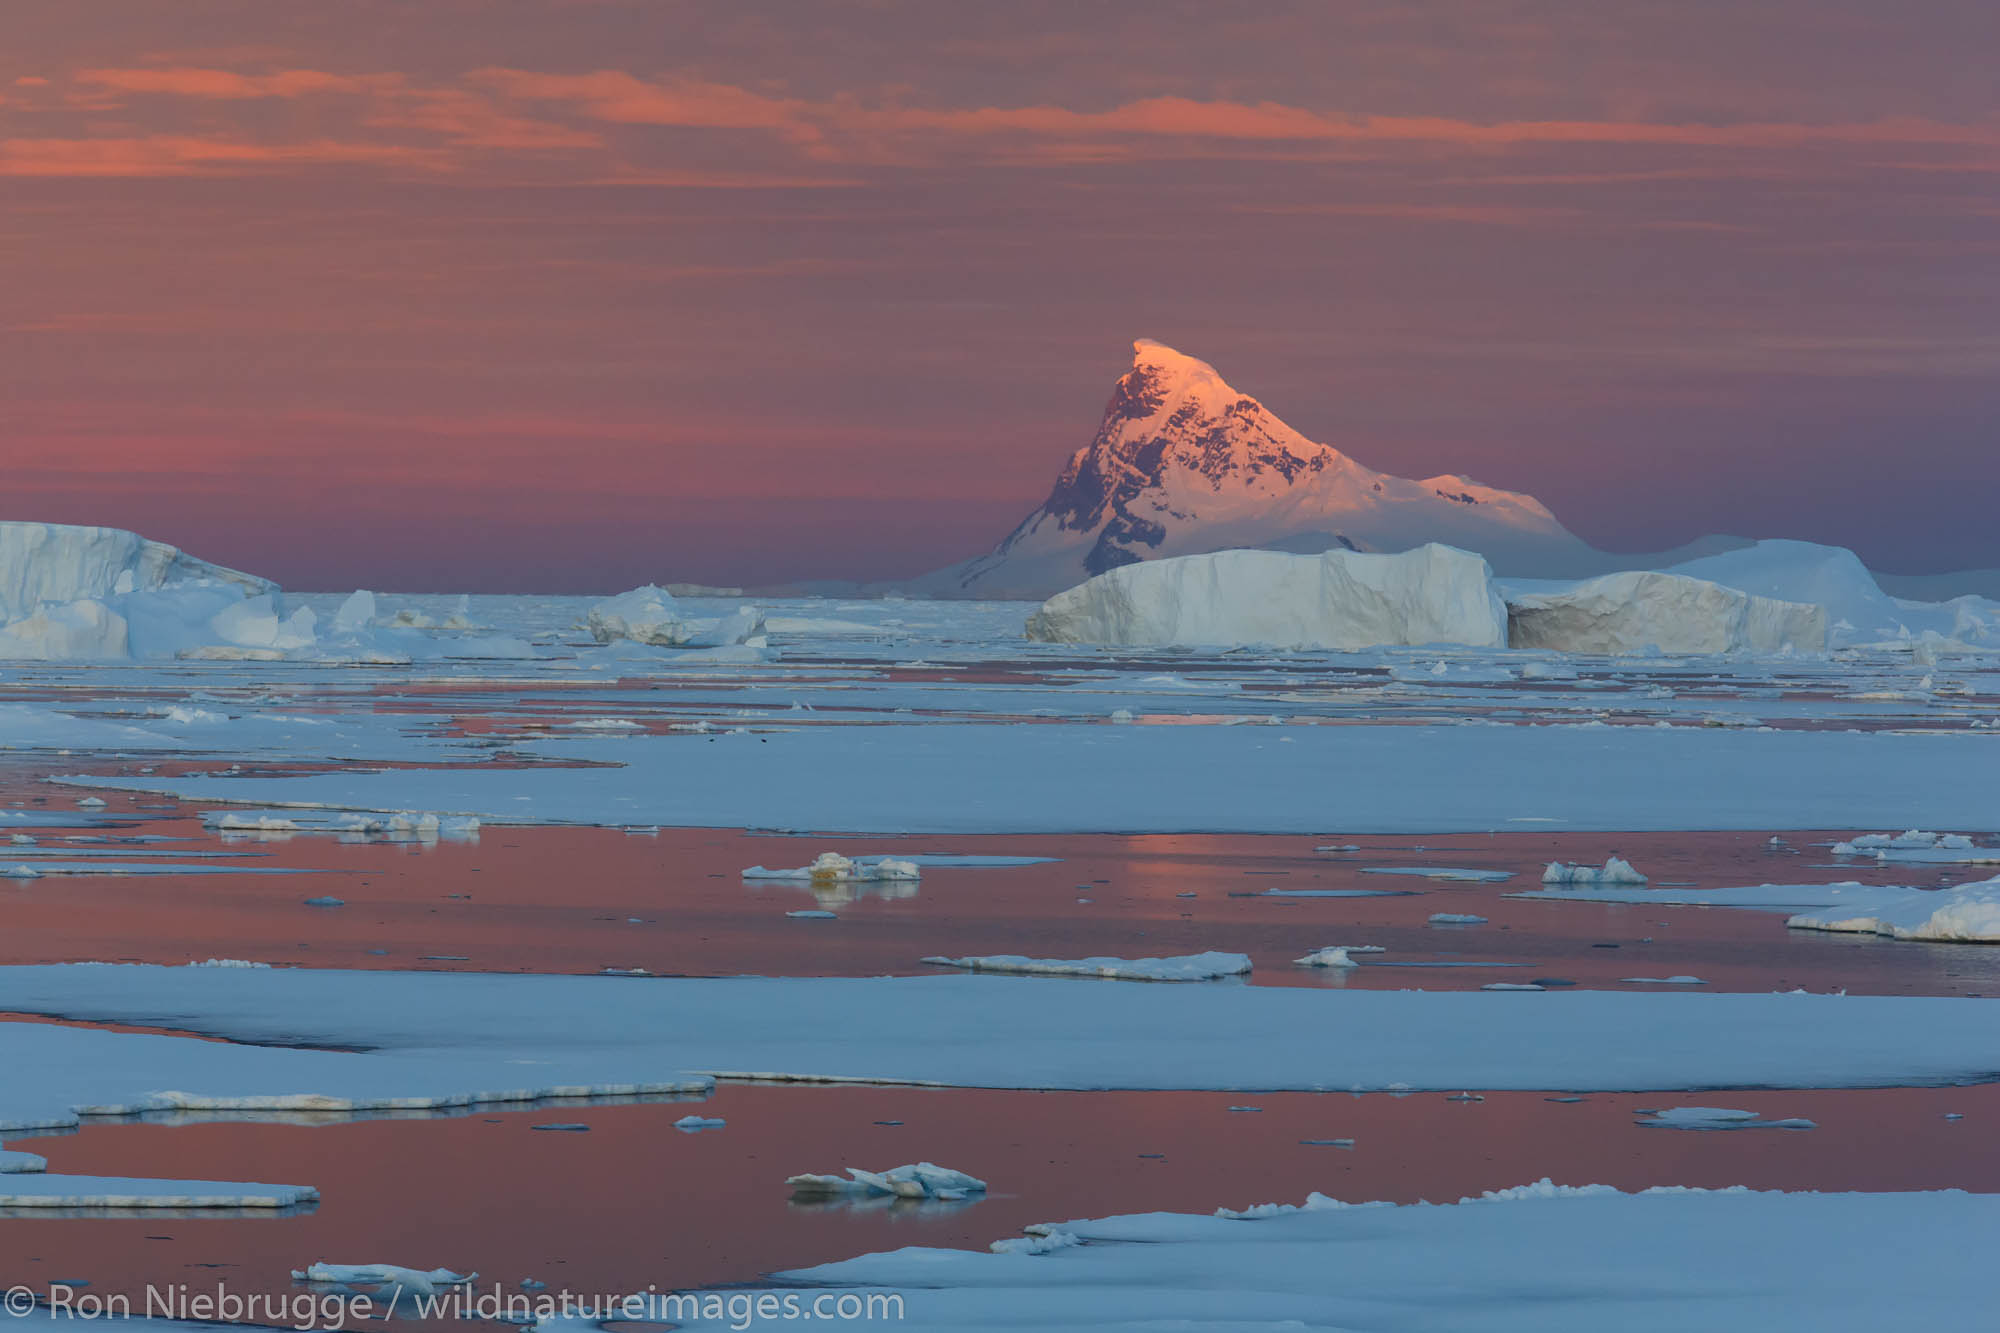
914 341 1600 598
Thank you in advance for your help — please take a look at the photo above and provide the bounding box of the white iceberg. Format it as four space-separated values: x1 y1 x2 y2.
1505 570 1826 655
786 1163 987 1201
921 951 1252 982
0 522 318 662
1293 946 1368 968
292 1264 475 1297
741 852 921 883
1024 544 1508 651
585 586 688 647
1542 857 1648 885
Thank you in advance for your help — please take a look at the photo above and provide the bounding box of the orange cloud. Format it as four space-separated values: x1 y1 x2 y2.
75 66 400 98
0 135 451 177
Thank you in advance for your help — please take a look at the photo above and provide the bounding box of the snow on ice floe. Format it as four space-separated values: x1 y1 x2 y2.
293 1265 474 1297
787 1163 987 1202
77 721 2000 835
0 1175 318 1209
1786 876 2000 943
207 809 480 843
922 952 1252 982
11 967 1999 1120
1293 946 1382 967
1832 830 2000 864
1541 857 1648 885
674 1181 2000 1332
1635 1106 1815 1130
1504 571 1826 655
1517 874 2000 943
740 852 921 883
0 1149 48 1173
673 1115 725 1132
1024 544 1509 651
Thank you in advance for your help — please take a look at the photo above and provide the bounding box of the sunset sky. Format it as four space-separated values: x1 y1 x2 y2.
4 1 1995 590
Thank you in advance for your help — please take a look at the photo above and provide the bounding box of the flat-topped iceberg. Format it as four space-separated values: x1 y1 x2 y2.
1025 544 1508 650
0 521 315 661
1506 570 1826 655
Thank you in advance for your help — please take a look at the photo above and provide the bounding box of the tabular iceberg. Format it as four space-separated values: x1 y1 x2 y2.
1506 570 1827 654
1024 543 1508 651
0 521 314 661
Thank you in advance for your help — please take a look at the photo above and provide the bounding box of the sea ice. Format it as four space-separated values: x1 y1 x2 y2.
1293 947 1365 968
1428 912 1488 925
677 1181 2000 1331
921 952 1253 982
741 853 921 883
1786 876 2000 943
1541 857 1648 885
0 1175 318 1209
673 1116 726 1132
3 968 1999 1120
1831 830 2000 864
786 1163 987 1201
1635 1107 1815 1130
292 1265 475 1297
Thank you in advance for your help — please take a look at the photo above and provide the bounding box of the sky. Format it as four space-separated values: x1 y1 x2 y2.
3 0 1995 591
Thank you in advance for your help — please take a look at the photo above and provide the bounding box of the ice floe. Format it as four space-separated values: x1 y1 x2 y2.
78 720 2000 834
921 952 1252 982
741 852 921 883
1428 912 1488 925
1293 946 1371 967
0 1175 318 1209
664 1180 1999 1331
1832 830 2000 864
1362 866 1513 882
1635 1106 1815 1130
1786 876 2000 943
8 966 1993 1116
673 1115 726 1131
292 1265 475 1297
787 1163 987 1201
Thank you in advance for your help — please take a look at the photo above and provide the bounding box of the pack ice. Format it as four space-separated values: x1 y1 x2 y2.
1024 544 1508 651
